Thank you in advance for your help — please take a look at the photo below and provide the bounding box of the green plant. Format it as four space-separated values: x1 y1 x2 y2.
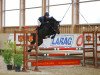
14 53 23 67
2 40 16 70
14 46 23 66
16 46 23 54
14 46 23 72
3 40 16 52
2 40 15 65
2 49 12 65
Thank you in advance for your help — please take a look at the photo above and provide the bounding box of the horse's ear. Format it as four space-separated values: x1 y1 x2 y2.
50 16 53 18
58 21 61 23
59 21 61 22
51 17 57 21
50 16 53 19
56 21 60 26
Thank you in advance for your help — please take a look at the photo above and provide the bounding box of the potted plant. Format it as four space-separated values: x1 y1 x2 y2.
2 48 13 70
14 53 23 72
13 46 23 72
2 40 16 70
2 40 15 70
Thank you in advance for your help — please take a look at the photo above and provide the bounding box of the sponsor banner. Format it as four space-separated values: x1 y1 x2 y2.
31 59 80 66
40 34 83 48
8 34 83 48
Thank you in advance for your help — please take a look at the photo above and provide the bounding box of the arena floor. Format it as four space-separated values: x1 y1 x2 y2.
0 56 100 75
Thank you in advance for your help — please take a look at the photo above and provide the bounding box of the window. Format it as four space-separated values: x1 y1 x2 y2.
5 10 19 26
49 5 72 24
49 0 72 25
5 0 19 10
80 1 100 24
50 0 71 5
80 0 90 2
25 8 42 26
4 0 20 27
25 0 42 26
26 0 42 8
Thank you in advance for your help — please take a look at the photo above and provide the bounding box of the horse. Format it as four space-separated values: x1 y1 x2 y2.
28 17 60 52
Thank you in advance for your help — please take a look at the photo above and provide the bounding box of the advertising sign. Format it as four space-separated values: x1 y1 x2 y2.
40 34 83 48
8 34 83 48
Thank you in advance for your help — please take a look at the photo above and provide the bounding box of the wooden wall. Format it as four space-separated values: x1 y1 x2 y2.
2 24 100 34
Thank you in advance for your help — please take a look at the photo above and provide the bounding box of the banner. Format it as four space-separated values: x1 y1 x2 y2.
31 59 80 66
40 34 83 48
8 34 83 48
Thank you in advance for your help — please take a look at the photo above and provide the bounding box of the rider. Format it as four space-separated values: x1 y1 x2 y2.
38 12 60 39
38 12 50 28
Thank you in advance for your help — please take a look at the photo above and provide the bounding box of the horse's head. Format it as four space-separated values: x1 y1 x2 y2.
48 17 60 34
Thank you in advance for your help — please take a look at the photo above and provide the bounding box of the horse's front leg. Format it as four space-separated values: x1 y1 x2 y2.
51 34 56 39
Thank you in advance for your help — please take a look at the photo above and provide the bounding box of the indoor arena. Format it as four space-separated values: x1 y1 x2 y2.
0 0 100 75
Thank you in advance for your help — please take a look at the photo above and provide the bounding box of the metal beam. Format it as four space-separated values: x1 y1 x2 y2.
42 0 46 16
0 0 3 32
72 0 79 33
19 0 25 29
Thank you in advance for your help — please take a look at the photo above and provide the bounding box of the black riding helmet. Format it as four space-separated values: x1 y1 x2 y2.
44 12 49 16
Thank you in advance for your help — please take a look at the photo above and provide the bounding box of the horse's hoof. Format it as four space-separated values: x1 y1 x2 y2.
51 36 55 39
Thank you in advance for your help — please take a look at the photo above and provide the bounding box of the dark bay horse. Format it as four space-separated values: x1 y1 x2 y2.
28 17 60 52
